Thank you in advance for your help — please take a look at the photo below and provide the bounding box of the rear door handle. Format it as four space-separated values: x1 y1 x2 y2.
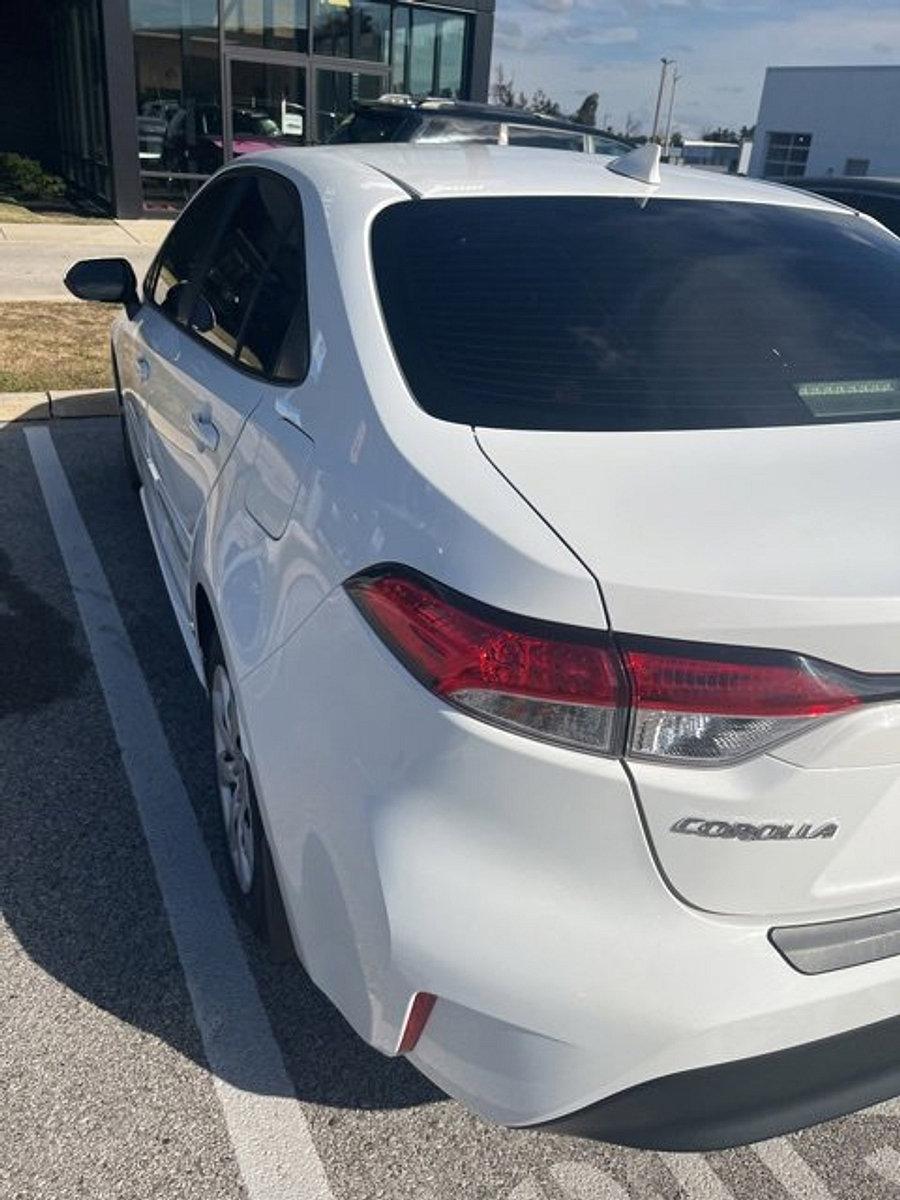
136 356 151 383
189 411 220 453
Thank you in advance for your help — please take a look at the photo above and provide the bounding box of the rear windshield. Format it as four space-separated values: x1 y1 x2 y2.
371 197 900 430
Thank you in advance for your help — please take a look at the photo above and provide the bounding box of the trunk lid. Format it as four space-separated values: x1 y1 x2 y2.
478 421 900 919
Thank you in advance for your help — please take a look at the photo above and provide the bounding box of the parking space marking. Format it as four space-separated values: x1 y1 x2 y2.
753 1139 834 1199
867 1146 900 1184
25 424 335 1200
659 1153 735 1199
550 1161 630 1198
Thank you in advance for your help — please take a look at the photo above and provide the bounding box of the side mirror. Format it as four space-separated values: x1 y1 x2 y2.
64 257 140 319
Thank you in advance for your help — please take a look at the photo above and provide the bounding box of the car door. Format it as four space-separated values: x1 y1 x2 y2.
140 169 302 609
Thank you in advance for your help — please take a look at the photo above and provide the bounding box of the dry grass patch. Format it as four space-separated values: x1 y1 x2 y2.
0 200 114 225
0 302 114 392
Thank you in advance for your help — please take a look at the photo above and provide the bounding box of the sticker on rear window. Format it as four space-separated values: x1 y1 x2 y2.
796 378 900 418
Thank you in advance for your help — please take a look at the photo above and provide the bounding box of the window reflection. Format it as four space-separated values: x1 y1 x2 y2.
224 0 309 54
313 0 391 62
131 0 221 204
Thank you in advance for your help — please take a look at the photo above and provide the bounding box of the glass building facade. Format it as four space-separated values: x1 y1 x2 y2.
34 0 493 215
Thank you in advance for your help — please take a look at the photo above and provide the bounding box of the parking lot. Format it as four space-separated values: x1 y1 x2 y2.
2 411 900 1198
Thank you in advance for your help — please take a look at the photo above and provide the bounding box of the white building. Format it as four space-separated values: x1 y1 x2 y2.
749 65 900 181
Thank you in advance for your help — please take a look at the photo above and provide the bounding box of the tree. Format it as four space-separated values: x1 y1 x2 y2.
492 64 521 109
571 92 599 128
702 126 739 143
670 130 683 148
529 89 561 117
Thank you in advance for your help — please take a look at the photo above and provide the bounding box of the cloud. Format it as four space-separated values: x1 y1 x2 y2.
490 3 900 134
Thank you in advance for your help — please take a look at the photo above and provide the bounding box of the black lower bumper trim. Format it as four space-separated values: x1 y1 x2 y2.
532 1010 900 1150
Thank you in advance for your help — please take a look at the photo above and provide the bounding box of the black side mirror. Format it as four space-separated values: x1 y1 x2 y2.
64 257 140 319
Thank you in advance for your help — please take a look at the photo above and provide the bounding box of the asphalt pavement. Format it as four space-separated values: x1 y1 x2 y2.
4 412 900 1199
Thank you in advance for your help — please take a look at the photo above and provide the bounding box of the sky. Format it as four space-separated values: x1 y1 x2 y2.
491 0 900 138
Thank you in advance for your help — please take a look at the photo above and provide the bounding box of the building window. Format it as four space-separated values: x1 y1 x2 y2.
52 0 112 204
313 0 392 61
131 0 221 206
845 158 870 177
224 0 309 53
763 131 812 179
390 6 469 97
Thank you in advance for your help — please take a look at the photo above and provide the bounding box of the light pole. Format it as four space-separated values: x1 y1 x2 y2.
663 69 681 158
650 57 672 144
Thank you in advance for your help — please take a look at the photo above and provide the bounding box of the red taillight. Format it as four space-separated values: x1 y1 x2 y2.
346 569 895 766
346 573 626 754
622 642 865 764
623 647 861 718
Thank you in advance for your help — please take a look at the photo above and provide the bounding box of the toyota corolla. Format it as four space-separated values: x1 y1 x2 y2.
65 143 900 1150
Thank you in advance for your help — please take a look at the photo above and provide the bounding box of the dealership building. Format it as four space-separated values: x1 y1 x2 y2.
3 0 495 217
749 65 900 181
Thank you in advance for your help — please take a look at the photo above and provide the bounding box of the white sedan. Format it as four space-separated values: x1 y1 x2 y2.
65 142 900 1150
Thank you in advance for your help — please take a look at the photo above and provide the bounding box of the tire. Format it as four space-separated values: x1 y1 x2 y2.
206 632 294 958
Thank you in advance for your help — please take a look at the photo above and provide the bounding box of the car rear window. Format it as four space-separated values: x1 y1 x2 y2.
371 197 900 430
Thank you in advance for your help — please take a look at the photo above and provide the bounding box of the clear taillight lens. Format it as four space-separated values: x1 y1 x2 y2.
622 643 861 764
346 568 899 766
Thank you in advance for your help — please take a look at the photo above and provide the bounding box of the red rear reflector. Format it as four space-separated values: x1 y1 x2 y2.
398 991 437 1054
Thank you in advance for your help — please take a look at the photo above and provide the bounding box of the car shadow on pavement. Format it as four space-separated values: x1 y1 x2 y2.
1 409 442 1115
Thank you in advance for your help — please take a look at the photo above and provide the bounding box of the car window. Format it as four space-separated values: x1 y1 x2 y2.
852 193 900 237
505 126 585 152
150 182 235 320
415 117 501 145
188 171 308 382
372 196 900 431
329 108 407 144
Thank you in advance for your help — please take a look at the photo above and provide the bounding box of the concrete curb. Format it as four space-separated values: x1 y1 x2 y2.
0 388 117 422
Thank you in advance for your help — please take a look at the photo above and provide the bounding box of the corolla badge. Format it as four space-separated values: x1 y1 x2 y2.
671 817 838 842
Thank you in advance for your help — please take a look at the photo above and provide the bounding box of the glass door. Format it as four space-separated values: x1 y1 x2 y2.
224 54 309 161
313 68 388 143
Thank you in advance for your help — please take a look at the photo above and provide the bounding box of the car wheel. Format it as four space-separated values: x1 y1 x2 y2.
207 633 294 958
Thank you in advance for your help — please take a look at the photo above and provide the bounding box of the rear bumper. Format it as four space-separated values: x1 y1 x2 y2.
534 1010 900 1150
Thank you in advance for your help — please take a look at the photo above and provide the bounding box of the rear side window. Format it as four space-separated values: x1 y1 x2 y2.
150 185 227 319
153 170 309 384
193 174 297 371
372 197 900 430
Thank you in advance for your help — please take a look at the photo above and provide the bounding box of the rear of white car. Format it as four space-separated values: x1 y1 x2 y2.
101 146 900 1148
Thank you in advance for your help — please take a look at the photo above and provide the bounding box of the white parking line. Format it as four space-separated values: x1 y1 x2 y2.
867 1146 900 1184
660 1153 735 1199
753 1139 834 1199
25 424 335 1200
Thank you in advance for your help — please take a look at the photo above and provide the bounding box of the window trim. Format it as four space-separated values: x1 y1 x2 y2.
143 165 311 388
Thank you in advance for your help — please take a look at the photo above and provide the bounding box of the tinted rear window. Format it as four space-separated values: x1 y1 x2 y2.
371 197 900 430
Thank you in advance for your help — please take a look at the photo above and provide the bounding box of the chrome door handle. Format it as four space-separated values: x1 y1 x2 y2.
136 356 151 382
189 411 220 453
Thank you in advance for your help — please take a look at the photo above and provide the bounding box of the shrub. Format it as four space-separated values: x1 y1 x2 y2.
0 153 66 201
